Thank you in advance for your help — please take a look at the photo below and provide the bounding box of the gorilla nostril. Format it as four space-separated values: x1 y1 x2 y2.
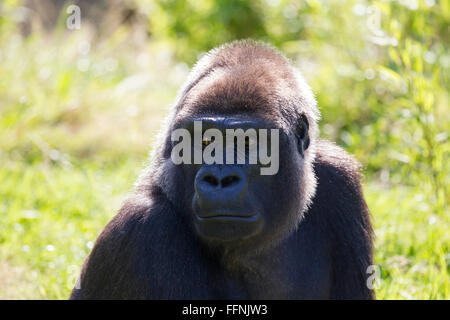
221 175 240 188
203 174 219 187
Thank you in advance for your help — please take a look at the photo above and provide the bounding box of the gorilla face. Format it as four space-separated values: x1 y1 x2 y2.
169 113 311 250
149 41 318 254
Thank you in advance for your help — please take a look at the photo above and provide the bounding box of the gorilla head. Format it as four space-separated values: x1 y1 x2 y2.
139 41 320 257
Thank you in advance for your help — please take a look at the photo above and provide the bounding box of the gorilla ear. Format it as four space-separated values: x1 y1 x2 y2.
295 114 310 156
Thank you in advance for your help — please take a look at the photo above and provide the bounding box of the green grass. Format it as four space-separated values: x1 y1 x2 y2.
0 159 144 298
366 184 449 299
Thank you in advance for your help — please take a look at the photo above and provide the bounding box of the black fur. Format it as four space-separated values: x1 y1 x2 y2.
70 41 374 300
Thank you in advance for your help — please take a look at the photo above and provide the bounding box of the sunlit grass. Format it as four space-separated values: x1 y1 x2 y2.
0 159 143 299
366 184 449 299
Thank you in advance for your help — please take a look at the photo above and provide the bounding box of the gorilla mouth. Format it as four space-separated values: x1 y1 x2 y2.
193 210 263 242
195 211 259 221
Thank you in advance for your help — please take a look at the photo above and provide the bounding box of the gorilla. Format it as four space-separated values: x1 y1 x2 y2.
70 40 374 300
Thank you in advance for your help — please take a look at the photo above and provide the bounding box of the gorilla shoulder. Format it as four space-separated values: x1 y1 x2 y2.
311 139 371 224
309 140 374 299
70 193 186 299
314 139 363 188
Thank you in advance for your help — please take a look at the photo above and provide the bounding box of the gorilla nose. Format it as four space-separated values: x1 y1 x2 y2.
195 166 247 212
202 173 241 189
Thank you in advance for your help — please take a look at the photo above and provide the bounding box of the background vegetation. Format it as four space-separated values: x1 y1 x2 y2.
0 0 448 299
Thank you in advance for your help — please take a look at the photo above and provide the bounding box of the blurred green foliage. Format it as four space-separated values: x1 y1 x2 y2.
0 0 448 299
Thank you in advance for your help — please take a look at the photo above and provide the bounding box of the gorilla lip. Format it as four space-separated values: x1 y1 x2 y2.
193 211 263 242
195 212 260 221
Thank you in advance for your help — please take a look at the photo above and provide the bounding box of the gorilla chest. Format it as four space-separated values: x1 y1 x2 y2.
236 239 332 299
200 234 332 299
144 213 332 299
